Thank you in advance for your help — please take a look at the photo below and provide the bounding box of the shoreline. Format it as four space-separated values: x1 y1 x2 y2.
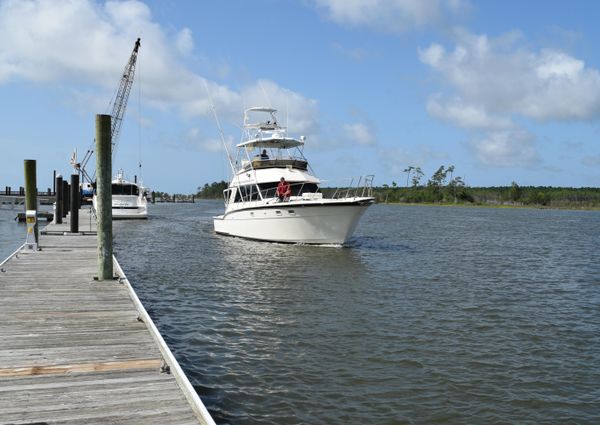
380 201 600 211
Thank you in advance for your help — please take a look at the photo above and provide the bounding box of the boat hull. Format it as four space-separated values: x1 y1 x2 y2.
213 199 372 245
112 206 148 220
92 195 148 219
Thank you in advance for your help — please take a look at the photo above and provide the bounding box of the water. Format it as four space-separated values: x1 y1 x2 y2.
2 203 600 423
0 207 28 259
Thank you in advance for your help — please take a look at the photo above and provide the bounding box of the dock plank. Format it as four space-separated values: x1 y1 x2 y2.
0 209 214 424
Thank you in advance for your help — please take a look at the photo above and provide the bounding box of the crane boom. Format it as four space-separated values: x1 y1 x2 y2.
73 38 141 184
110 37 141 161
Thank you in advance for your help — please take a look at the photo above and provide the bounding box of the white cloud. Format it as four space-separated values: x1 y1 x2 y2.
175 27 194 55
343 122 376 145
420 29 600 167
0 0 320 143
184 127 230 153
419 30 600 122
469 130 538 167
378 145 449 176
240 79 320 137
314 0 468 33
427 95 514 130
419 43 445 67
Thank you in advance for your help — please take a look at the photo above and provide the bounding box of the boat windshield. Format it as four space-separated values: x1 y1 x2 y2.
233 182 320 203
112 184 139 196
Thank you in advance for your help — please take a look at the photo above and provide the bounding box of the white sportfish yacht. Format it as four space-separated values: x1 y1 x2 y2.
213 107 374 244
93 170 148 219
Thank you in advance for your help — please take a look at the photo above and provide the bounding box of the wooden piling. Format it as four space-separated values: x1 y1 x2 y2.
24 159 38 243
70 174 79 233
55 175 63 224
96 114 113 280
62 180 69 218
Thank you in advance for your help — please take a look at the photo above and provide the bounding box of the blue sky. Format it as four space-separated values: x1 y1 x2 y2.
1 0 600 193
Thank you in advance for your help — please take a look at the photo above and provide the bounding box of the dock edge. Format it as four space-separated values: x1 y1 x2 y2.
113 256 217 425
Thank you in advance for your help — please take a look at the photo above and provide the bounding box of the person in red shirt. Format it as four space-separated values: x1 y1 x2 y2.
276 177 291 201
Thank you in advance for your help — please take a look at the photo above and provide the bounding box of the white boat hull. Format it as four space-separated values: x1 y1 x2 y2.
213 199 372 244
93 195 148 220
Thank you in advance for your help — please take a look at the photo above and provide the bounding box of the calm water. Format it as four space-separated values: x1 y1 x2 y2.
2 203 600 423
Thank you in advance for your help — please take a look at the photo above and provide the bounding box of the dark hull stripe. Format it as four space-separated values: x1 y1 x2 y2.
214 231 343 246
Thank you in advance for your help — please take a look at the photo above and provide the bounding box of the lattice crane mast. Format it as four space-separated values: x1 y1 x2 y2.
74 38 141 181
110 37 141 162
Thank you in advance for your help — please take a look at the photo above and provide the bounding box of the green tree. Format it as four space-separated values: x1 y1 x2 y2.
411 167 424 187
196 181 228 199
403 166 414 187
510 181 521 202
427 166 452 202
428 165 452 187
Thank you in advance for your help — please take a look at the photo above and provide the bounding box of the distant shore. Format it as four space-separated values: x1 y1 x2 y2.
364 185 600 211
380 201 600 211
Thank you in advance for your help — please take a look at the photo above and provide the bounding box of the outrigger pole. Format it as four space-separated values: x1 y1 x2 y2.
203 79 236 175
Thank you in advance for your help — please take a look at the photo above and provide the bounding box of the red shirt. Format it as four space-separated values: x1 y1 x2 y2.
277 180 291 197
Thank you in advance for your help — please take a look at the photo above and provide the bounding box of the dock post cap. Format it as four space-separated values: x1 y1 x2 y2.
24 210 38 251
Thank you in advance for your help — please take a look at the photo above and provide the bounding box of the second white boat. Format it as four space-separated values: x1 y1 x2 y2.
93 170 148 219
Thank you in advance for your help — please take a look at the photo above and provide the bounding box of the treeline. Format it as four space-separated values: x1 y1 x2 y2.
149 181 227 202
374 185 600 208
374 165 600 208
196 181 228 199
152 191 195 203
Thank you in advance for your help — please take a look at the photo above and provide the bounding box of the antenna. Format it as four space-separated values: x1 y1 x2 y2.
203 80 235 174
259 81 273 108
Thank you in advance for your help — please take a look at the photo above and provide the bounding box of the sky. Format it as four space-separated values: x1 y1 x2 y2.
1 0 600 193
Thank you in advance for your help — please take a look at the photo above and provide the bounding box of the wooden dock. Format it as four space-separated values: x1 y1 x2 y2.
0 209 215 424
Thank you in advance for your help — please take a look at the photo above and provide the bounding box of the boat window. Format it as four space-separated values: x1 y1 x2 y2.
258 182 319 198
234 184 261 203
112 184 139 196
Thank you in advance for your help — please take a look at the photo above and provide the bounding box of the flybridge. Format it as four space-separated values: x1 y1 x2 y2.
238 107 305 148
236 138 303 149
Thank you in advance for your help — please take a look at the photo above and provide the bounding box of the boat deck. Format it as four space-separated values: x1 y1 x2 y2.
0 209 214 424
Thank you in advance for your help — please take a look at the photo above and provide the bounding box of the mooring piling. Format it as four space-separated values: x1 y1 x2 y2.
96 114 113 280
70 173 79 233
24 159 38 243
55 174 63 224
62 179 69 219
